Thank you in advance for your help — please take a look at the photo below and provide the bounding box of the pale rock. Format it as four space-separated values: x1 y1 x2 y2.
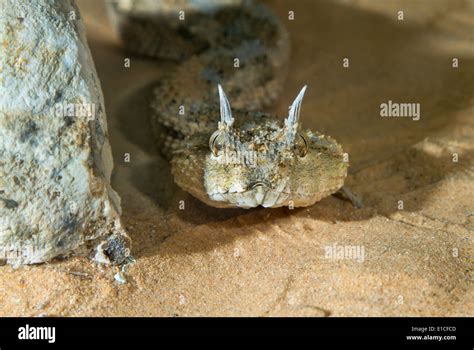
0 0 130 265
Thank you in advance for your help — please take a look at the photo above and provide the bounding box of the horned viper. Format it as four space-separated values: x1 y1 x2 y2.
113 0 353 208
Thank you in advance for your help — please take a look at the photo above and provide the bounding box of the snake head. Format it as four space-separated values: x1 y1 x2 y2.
172 85 348 208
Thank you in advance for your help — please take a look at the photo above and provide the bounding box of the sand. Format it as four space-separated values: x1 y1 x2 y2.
0 0 473 316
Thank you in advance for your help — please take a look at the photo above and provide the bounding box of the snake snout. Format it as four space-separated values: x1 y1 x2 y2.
249 181 271 190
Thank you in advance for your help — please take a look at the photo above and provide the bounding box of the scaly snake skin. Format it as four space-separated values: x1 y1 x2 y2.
112 0 348 208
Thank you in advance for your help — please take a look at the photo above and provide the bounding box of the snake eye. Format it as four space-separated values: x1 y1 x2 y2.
294 134 308 157
209 130 225 156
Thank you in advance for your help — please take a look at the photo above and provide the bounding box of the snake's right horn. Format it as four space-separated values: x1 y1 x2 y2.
218 84 234 127
285 85 307 144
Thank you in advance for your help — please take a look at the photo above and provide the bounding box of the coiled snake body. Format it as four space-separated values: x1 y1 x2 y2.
114 1 349 208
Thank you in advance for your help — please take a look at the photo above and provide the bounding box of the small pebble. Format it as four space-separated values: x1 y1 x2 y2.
114 271 127 284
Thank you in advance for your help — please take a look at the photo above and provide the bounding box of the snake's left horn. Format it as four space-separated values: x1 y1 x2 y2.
285 85 307 143
218 84 234 127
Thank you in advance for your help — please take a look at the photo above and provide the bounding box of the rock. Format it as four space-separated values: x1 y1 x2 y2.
0 0 130 266
114 271 127 285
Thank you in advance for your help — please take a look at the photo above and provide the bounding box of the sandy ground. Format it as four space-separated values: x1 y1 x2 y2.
0 0 473 316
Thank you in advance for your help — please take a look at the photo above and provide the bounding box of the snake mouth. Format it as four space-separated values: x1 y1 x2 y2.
207 185 306 208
